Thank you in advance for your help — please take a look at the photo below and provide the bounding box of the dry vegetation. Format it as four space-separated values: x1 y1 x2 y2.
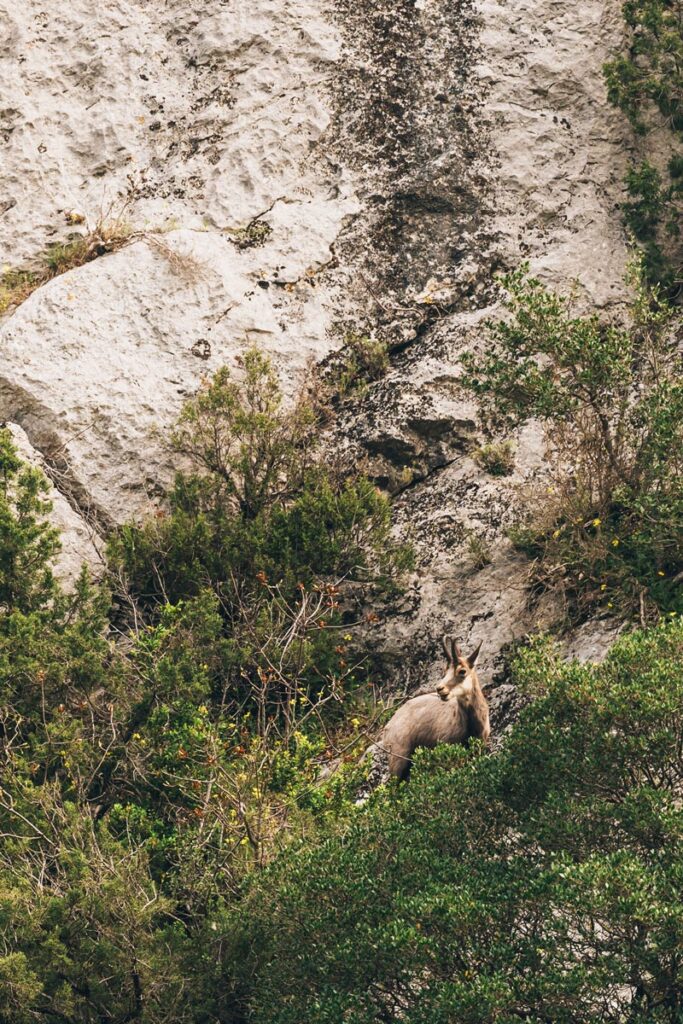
0 208 133 315
0 203 208 317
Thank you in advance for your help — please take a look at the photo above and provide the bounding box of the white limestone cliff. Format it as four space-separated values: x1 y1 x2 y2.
0 0 631 676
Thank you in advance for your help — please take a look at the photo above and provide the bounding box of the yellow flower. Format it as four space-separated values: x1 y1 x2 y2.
607 602 613 608
592 518 602 527
658 571 666 577
600 584 607 592
552 529 561 539
351 718 361 728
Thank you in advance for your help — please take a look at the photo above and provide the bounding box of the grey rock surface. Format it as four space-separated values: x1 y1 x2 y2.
0 0 631 678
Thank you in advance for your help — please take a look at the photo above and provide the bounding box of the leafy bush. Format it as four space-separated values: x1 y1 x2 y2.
0 429 210 1020
111 349 409 610
0 430 60 614
604 0 683 135
0 355 407 1019
234 618 683 1024
460 265 683 619
0 804 203 1024
620 159 683 291
604 0 683 290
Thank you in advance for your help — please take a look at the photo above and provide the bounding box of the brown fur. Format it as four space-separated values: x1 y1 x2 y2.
381 636 490 781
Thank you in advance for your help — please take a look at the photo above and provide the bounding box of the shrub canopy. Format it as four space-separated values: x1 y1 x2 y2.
235 619 683 1024
460 267 683 619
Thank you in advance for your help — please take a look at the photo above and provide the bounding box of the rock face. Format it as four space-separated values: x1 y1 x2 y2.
0 0 357 532
1 1 630 675
6 423 103 584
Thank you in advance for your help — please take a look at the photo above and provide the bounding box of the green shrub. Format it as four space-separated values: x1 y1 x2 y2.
604 1 683 135
326 331 390 398
472 439 516 476
621 159 683 291
233 618 683 1024
0 806 203 1024
110 349 410 611
604 0 683 290
0 407 399 1020
460 265 683 619
0 430 216 1020
0 429 60 615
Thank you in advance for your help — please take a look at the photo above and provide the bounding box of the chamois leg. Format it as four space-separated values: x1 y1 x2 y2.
388 748 412 782
466 701 491 749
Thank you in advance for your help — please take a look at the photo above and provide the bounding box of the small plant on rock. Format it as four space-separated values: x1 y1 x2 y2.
0 207 133 315
466 531 493 571
472 439 516 476
327 330 390 399
231 220 273 250
0 267 41 315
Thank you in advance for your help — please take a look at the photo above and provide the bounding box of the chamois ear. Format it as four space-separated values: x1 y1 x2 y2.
452 639 464 663
467 640 483 668
442 635 454 663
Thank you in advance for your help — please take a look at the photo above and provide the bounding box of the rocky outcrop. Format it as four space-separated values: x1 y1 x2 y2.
6 423 102 583
1 0 631 671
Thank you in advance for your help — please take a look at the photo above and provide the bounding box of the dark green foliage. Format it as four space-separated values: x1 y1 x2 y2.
460 267 683 618
604 1 683 289
0 363 404 1021
0 811 203 1024
604 1 683 135
0 429 60 615
110 349 409 610
622 160 683 290
235 619 683 1024
0 432 209 1020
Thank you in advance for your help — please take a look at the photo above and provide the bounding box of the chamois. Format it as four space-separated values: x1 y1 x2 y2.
381 636 490 781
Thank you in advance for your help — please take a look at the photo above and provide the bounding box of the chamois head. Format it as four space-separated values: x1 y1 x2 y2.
435 636 482 702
